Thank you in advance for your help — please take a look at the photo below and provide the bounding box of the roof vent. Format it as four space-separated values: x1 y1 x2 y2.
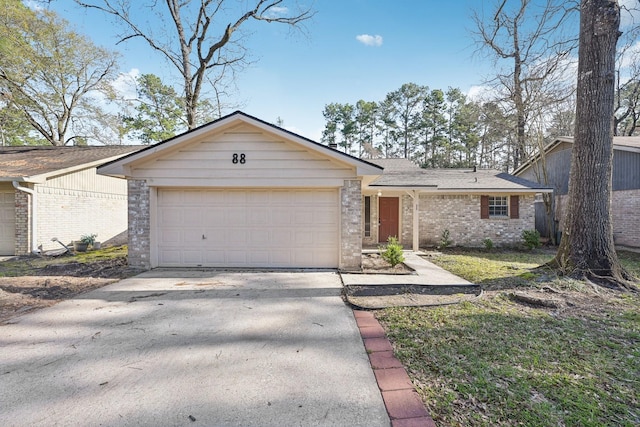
473 165 477 172
329 143 338 149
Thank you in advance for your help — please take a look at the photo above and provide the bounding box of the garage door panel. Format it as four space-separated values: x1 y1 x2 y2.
160 208 182 226
157 189 339 268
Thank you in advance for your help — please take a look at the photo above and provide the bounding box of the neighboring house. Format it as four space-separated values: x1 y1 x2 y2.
514 136 640 248
98 111 551 270
0 145 142 256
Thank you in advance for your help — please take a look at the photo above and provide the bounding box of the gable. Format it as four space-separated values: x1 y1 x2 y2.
122 122 359 187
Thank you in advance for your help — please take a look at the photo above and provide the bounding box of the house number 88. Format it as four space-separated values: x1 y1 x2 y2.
232 153 246 164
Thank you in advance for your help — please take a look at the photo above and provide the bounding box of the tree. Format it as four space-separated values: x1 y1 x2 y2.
0 1 120 146
354 100 378 157
385 83 425 159
123 73 185 144
321 103 341 147
420 89 447 167
472 0 577 171
552 0 635 289
76 0 313 129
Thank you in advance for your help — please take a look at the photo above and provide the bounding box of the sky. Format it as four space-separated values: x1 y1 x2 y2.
34 1 600 142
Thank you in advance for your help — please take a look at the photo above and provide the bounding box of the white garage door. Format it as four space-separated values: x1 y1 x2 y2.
157 189 339 268
0 192 15 255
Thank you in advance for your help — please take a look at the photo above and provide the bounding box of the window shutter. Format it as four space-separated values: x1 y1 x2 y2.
510 195 520 219
481 195 489 219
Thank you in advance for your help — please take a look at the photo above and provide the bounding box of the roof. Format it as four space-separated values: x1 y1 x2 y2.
367 158 551 192
99 111 384 178
513 136 640 175
0 145 143 183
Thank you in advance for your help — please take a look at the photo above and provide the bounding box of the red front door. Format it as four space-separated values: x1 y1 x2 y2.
378 197 399 243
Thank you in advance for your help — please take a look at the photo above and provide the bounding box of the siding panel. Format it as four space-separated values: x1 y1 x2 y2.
129 124 355 185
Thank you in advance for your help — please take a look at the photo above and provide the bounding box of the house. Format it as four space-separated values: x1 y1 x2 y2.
514 136 640 248
98 111 551 270
362 158 551 250
0 145 142 256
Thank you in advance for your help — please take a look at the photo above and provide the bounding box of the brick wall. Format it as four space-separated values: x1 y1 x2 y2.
417 194 536 247
15 190 29 255
36 185 127 252
341 179 362 270
128 179 151 269
556 190 639 248
612 190 640 247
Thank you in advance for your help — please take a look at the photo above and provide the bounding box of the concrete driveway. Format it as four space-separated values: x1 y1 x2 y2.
0 271 390 427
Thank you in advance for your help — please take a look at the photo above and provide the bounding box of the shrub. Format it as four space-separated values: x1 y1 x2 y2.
521 229 541 250
379 236 405 267
439 229 452 248
483 238 494 250
80 234 97 245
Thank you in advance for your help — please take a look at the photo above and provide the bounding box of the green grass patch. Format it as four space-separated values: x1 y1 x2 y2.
426 249 640 289
0 245 127 277
378 296 640 426
381 248 640 426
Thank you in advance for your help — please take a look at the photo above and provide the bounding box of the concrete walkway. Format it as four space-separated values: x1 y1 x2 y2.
0 271 389 427
341 251 472 287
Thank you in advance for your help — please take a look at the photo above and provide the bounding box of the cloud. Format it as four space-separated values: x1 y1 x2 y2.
266 6 288 18
356 34 383 47
112 68 140 100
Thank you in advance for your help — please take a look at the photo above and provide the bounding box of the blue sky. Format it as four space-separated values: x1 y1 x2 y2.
44 1 514 141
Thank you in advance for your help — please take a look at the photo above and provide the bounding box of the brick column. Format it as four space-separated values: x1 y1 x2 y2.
401 194 413 247
14 190 30 255
340 179 362 270
128 180 151 269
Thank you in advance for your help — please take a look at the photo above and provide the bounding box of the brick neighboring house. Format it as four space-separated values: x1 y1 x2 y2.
0 145 142 256
98 111 551 270
514 136 640 248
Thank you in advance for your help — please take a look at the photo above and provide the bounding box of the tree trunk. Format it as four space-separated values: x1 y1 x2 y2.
553 0 635 289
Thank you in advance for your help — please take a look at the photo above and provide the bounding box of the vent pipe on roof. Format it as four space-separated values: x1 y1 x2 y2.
12 181 40 255
473 165 477 172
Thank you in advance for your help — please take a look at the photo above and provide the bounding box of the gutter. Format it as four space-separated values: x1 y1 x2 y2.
12 181 39 254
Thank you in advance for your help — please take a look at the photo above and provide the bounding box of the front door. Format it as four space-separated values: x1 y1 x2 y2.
378 197 399 243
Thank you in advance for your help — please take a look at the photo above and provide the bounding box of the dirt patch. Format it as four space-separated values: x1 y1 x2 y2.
0 254 141 324
361 253 414 274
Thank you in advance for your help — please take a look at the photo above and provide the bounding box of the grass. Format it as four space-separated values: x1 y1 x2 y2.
376 248 640 427
0 245 127 277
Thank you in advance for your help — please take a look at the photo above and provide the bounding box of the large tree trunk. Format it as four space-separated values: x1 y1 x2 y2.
553 0 635 289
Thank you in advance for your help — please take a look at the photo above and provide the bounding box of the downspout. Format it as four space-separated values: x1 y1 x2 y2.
12 181 39 254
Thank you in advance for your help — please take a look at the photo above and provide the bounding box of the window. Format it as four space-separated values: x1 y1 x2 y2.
489 196 508 217
480 195 520 219
364 196 371 236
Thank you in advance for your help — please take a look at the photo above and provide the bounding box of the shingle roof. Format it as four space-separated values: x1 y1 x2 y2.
368 158 550 191
0 145 143 181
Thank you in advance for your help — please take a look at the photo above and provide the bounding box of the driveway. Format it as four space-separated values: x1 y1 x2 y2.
0 271 390 427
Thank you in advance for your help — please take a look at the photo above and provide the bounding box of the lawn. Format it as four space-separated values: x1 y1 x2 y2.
376 249 640 427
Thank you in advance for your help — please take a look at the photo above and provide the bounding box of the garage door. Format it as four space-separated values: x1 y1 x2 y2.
157 189 339 268
0 192 15 255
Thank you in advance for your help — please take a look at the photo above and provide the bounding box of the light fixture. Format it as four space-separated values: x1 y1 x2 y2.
377 190 382 197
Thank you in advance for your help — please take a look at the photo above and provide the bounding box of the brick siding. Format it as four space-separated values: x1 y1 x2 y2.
128 179 151 269
15 190 29 255
417 194 536 247
341 179 362 270
556 190 639 248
